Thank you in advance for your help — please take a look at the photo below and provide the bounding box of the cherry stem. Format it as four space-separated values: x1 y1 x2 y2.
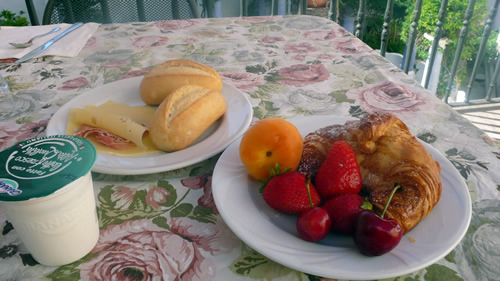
306 180 313 208
380 184 400 219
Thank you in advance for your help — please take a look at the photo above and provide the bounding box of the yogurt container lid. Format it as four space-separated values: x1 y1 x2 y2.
0 135 96 202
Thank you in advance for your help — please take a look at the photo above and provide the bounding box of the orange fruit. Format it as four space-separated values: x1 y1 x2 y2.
239 118 303 180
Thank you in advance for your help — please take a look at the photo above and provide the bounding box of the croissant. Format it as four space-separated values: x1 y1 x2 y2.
297 112 442 234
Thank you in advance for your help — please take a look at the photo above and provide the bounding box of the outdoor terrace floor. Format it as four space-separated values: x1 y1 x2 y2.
455 103 500 140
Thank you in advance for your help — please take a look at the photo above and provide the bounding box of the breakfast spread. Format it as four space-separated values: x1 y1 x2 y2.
67 59 227 154
0 135 99 266
239 112 442 256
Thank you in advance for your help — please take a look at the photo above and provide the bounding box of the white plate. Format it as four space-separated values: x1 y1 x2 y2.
212 115 472 280
46 76 253 175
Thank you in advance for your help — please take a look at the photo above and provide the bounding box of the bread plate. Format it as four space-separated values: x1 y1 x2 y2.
212 115 471 280
46 76 253 175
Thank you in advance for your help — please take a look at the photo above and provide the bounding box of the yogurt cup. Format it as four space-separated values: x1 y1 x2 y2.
0 135 99 266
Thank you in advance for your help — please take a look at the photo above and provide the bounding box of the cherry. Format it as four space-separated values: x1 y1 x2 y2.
296 207 332 242
353 184 403 256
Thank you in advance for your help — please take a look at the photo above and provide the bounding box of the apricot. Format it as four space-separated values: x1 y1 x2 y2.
239 118 303 180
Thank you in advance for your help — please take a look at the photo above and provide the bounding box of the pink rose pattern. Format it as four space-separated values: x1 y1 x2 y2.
145 186 172 209
0 119 48 150
181 175 218 214
57 77 89 91
303 30 337 41
284 42 319 54
259 36 285 44
156 19 199 31
277 63 330 87
78 218 238 281
334 37 374 54
110 186 136 209
347 80 431 113
132 35 169 49
118 69 149 80
222 72 264 92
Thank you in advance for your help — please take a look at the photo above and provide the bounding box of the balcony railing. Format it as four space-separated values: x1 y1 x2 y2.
325 0 500 107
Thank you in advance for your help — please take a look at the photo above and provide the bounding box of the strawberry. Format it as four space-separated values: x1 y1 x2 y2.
262 171 321 214
315 141 362 201
323 193 372 235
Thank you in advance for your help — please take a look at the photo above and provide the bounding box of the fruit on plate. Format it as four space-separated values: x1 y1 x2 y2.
353 184 403 256
262 170 320 215
297 112 442 234
296 207 331 242
323 193 372 235
315 141 362 200
239 118 303 180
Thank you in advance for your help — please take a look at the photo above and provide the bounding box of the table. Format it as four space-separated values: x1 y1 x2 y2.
1 15 499 281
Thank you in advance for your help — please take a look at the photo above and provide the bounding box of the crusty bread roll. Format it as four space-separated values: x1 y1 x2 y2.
149 85 226 152
140 59 223 105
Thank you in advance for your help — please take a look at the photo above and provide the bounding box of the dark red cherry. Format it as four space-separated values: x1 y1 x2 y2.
296 207 331 242
353 184 403 256
353 210 403 256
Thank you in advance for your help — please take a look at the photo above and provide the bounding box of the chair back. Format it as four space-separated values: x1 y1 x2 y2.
239 0 307 16
42 0 200 25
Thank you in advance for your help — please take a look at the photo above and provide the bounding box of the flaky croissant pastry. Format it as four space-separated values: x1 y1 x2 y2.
297 112 442 234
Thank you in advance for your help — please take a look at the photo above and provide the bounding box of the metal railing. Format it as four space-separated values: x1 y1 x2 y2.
328 0 500 107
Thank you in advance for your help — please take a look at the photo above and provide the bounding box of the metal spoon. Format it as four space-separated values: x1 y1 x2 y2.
9 27 61 48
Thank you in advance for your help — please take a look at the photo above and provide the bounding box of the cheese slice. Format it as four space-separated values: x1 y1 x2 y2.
66 101 161 156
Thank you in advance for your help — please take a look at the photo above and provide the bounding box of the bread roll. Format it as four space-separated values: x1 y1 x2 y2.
149 85 226 152
140 59 223 105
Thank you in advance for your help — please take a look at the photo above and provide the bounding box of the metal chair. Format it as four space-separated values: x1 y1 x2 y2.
239 0 307 16
200 0 307 18
41 0 200 25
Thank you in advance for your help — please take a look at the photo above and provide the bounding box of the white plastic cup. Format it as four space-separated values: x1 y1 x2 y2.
0 135 99 266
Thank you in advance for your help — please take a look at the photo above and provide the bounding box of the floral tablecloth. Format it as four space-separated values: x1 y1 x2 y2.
1 15 499 281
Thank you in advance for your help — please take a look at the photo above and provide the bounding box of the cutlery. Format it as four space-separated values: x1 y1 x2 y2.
15 22 84 64
9 27 61 48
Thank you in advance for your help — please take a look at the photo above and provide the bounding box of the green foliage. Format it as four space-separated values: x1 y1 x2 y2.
340 0 411 54
341 0 497 99
341 0 496 63
0 10 30 26
400 0 495 98
401 0 492 60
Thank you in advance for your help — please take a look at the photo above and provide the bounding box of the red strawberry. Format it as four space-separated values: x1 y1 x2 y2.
323 193 371 235
262 171 321 214
315 141 362 201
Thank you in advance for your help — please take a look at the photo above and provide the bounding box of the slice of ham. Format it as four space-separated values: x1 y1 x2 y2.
75 125 135 150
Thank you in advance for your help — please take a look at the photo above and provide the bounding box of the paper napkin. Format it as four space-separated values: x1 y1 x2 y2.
0 23 100 60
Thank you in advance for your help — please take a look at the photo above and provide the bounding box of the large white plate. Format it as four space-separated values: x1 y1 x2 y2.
46 76 253 175
212 115 472 280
